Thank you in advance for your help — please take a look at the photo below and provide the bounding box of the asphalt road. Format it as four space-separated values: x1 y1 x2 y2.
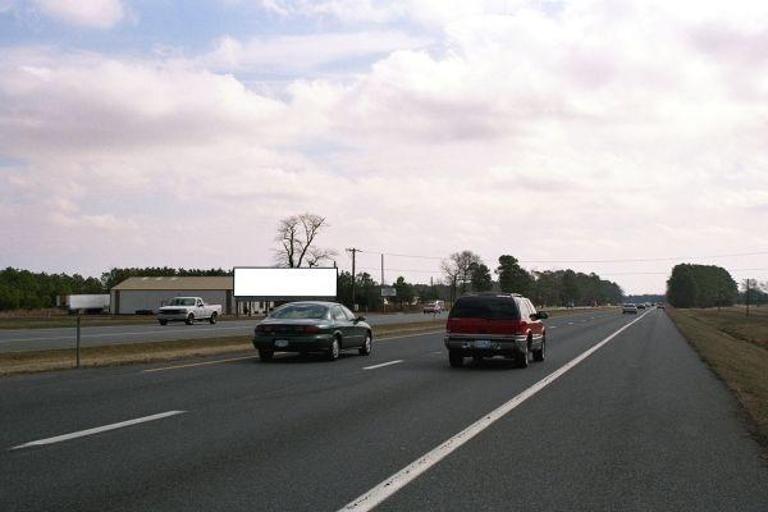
2 309 766 511
0 311 448 353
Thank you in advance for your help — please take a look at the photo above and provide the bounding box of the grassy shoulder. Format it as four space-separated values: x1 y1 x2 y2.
668 307 768 450
0 320 445 376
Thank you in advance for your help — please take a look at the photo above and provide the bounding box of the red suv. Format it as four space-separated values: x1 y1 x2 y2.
444 293 548 368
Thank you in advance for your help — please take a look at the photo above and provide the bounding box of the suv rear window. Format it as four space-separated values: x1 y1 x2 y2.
449 296 520 320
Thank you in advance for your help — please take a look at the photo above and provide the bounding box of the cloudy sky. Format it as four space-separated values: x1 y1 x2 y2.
1 0 767 294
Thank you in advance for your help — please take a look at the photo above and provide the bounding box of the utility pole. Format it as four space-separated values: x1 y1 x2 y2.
745 278 753 317
346 248 361 309
380 253 385 286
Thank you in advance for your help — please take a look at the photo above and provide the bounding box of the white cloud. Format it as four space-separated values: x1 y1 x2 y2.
202 31 430 73
2 1 768 291
29 0 126 28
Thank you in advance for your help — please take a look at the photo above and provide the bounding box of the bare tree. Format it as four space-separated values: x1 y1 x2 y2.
442 250 483 300
274 213 336 268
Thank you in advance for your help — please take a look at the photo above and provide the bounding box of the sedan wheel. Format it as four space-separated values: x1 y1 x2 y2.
328 338 341 361
359 333 372 356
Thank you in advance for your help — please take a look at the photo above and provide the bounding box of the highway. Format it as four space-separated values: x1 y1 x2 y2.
2 309 766 511
0 311 447 353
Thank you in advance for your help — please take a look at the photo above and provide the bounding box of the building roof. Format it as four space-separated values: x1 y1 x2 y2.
112 276 233 291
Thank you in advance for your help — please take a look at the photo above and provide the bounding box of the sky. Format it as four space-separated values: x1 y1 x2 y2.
1 0 767 294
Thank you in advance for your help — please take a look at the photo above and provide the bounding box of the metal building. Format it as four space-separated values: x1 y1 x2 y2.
110 276 276 315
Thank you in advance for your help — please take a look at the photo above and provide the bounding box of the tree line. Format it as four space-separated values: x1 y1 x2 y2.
666 264 738 308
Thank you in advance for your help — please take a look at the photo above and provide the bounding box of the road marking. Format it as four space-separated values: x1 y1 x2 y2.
143 355 257 373
568 322 574 325
376 331 444 342
363 360 404 370
0 326 248 344
10 411 186 450
549 326 558 329
338 311 650 512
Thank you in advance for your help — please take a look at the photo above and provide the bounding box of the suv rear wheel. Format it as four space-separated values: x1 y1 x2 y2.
519 342 530 368
533 336 545 362
449 350 463 368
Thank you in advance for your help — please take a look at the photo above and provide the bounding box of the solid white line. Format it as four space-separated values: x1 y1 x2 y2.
338 311 650 512
363 360 404 371
10 411 186 450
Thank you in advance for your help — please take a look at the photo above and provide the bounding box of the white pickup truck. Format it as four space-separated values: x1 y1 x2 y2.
157 297 222 326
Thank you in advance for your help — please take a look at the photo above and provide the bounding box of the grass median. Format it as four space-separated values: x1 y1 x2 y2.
668 307 768 451
0 320 445 376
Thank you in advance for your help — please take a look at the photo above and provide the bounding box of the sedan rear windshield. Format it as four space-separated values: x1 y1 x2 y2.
449 297 519 320
270 304 328 319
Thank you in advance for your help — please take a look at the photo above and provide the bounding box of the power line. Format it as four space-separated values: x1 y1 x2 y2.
356 249 768 265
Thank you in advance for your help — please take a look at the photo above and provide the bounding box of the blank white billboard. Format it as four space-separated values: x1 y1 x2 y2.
234 267 337 299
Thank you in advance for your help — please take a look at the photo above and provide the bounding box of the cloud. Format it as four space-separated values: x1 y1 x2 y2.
2 1 768 292
28 0 126 28
202 31 430 73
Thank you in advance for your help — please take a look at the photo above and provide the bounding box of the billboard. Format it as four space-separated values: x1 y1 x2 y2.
234 267 337 300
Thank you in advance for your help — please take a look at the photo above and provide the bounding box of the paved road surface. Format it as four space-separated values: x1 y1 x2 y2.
2 309 766 511
0 311 448 353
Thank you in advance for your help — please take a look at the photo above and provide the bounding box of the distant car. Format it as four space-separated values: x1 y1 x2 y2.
444 293 548 368
423 300 445 314
636 303 646 310
657 303 665 310
622 303 638 314
157 297 222 325
252 301 372 362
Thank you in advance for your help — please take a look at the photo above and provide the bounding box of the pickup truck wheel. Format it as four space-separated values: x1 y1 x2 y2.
185 314 194 325
358 333 372 356
258 349 273 362
449 350 464 368
158 319 167 326
209 312 218 325
533 337 545 362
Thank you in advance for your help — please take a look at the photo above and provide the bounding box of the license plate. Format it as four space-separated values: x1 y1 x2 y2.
274 339 289 348
474 340 491 349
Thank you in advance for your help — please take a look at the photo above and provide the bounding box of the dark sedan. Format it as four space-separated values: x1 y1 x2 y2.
252 301 373 362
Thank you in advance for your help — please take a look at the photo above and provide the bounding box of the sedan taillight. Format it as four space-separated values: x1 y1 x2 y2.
303 325 321 334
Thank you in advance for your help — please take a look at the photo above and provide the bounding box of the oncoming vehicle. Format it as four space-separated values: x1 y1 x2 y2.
423 300 445 314
637 303 647 310
252 301 372 362
444 293 548 368
622 303 639 314
156 297 222 325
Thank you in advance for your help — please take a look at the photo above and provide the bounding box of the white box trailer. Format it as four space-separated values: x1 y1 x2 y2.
62 294 110 313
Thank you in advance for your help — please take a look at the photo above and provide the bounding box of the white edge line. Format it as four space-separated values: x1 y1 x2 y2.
10 410 187 450
338 311 650 512
363 360 404 371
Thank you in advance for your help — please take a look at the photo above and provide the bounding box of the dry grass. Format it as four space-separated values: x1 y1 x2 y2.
0 320 445 376
668 307 768 451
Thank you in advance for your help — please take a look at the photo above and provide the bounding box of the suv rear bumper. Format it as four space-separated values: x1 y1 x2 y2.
444 335 528 355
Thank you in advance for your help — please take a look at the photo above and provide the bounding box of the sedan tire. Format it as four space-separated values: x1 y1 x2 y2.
258 349 274 362
359 333 372 356
328 338 341 361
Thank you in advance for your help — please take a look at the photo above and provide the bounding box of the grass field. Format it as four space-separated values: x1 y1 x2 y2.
668 306 768 452
0 320 445 376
